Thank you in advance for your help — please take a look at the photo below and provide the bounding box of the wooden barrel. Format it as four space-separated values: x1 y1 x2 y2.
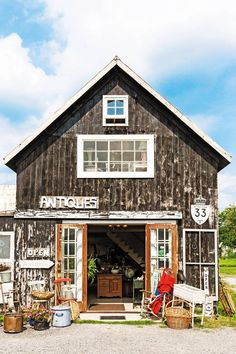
3 313 23 333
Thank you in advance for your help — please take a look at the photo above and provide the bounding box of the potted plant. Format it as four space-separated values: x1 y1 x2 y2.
22 305 51 330
87 256 97 284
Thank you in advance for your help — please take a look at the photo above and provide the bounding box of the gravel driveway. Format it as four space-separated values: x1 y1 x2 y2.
0 323 236 354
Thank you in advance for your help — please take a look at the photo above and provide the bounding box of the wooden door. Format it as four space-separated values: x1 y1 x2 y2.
145 224 178 292
56 224 87 311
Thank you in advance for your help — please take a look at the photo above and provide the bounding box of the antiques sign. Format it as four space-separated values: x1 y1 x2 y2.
39 196 99 209
191 197 211 225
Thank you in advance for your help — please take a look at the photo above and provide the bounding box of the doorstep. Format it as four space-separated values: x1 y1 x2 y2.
80 312 144 321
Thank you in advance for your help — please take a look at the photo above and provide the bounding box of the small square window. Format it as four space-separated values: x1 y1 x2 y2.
103 95 128 126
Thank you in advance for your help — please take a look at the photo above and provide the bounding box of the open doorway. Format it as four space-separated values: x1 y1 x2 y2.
87 224 145 312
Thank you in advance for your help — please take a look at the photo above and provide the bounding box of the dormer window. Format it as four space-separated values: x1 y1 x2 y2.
103 95 128 126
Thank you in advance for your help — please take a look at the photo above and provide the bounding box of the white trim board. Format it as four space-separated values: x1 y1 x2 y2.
4 56 231 170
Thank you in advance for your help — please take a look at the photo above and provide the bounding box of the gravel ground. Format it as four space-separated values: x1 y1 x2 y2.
0 324 236 354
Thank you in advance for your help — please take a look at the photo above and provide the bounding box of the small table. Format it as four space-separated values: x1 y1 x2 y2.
173 284 207 327
133 279 144 308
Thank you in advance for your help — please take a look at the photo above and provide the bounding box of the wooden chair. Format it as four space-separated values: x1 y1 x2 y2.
54 278 76 305
28 280 52 309
140 269 175 319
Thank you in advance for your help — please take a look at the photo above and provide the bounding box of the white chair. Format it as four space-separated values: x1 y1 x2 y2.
27 280 51 309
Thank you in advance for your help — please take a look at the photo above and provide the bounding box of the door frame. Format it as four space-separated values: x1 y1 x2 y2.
55 224 87 312
145 224 178 292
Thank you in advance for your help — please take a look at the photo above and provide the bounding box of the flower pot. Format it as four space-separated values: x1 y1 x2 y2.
4 313 23 333
33 319 50 331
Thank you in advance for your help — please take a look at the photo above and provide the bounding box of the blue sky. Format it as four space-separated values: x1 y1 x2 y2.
0 0 235 209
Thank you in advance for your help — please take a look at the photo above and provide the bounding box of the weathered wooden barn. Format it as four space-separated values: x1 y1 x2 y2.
0 57 231 311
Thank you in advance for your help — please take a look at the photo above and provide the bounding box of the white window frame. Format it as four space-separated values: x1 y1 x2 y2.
77 134 154 178
0 231 14 284
103 95 128 126
0 231 14 263
183 229 218 301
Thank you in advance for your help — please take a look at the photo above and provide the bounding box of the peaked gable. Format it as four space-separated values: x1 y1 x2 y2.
4 56 231 171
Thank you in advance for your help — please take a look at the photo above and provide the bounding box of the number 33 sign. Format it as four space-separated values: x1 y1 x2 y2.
191 198 211 225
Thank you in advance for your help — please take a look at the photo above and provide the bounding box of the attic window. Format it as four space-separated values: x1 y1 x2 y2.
103 95 128 126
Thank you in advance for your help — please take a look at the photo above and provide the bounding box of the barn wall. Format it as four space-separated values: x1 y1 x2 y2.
15 70 219 230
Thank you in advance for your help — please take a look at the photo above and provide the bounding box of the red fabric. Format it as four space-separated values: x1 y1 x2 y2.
54 277 72 283
148 269 175 316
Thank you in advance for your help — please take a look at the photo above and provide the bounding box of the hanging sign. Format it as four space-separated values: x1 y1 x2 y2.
19 259 54 269
27 248 50 257
191 197 211 225
39 196 99 209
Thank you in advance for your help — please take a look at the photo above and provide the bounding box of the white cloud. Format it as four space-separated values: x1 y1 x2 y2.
0 0 236 210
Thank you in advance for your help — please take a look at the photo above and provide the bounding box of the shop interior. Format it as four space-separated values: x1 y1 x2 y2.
87 224 145 311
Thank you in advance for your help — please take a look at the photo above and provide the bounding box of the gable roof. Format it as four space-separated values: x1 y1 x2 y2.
4 56 231 170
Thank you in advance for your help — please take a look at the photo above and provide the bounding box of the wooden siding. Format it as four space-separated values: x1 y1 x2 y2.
14 69 219 231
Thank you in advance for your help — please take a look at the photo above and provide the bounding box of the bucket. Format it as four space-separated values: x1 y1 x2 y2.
3 313 23 333
51 305 71 327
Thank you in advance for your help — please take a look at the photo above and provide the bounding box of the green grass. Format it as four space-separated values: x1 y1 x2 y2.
219 258 236 276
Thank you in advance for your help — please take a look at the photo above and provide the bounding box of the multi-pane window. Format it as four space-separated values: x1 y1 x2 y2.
103 95 128 126
62 228 77 284
61 227 83 301
77 135 154 178
150 228 172 292
151 228 172 270
183 229 217 299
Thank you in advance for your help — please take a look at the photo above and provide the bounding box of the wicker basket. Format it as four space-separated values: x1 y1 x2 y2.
31 291 55 300
165 300 192 329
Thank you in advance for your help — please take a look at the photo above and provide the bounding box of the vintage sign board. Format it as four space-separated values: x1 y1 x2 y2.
19 260 54 269
27 248 50 257
191 197 211 225
39 196 99 209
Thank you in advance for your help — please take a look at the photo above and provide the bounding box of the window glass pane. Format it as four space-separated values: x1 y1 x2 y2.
116 108 124 115
63 259 68 271
97 152 108 161
123 152 134 161
84 151 95 161
69 273 75 284
84 141 95 150
110 163 121 171
97 162 107 171
116 100 124 107
135 164 147 172
159 229 164 241
135 141 147 151
135 152 147 162
107 100 115 107
107 108 115 115
0 235 10 259
64 229 68 241
110 151 121 161
97 141 108 150
69 229 75 241
64 244 68 256
84 162 96 171
69 259 75 270
110 141 121 150
69 244 75 256
123 141 134 150
158 245 165 257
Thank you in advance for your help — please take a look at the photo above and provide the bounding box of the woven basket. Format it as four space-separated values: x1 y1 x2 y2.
165 300 192 329
31 291 55 300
